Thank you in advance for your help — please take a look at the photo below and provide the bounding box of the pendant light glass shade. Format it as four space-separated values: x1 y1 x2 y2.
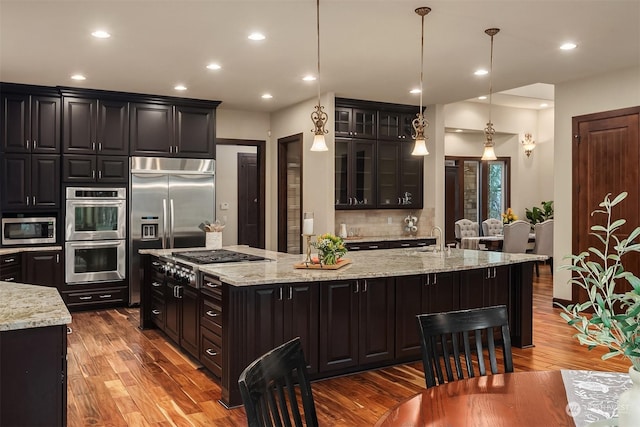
482 28 500 160
411 7 431 157
310 0 328 152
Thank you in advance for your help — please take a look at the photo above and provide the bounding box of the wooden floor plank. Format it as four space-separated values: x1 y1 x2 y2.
66 264 630 426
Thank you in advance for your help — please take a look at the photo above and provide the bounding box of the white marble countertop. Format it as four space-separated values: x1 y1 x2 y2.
0 282 71 331
0 246 63 256
142 245 547 287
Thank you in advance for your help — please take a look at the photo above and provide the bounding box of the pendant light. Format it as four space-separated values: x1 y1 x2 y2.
481 28 500 161
411 7 431 156
310 0 328 152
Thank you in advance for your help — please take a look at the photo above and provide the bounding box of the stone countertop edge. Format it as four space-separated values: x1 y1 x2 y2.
0 246 63 256
0 282 72 331
141 245 547 287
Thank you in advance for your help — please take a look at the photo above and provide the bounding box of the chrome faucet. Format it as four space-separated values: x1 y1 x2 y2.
430 226 444 252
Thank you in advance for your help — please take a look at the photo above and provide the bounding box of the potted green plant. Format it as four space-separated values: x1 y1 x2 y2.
557 192 640 425
525 200 554 225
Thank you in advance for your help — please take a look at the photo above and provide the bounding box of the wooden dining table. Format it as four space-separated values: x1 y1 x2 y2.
374 370 628 427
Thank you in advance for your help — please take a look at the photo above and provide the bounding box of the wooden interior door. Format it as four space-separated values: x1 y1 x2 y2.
572 106 640 302
277 134 303 253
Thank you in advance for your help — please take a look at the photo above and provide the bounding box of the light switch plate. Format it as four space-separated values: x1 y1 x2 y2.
220 202 230 210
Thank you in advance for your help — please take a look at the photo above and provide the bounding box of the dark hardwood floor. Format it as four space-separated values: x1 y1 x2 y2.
66 264 630 426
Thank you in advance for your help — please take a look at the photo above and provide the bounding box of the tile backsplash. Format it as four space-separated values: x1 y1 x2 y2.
335 208 435 238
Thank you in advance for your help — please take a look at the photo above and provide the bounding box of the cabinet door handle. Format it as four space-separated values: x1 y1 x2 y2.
99 294 112 299
174 145 178 153
350 246 360 250
400 243 410 247
4 277 15 281
279 287 283 300
354 282 359 293
152 309 161 315
92 142 96 151
289 286 293 300
3 258 15 263
432 274 437 285
26 196 30 206
56 254 60 263
98 170 102 179
363 280 368 293
67 327 73 334
92 170 96 179
205 349 218 357
369 245 379 249
26 139 29 149
79 296 92 300
425 274 430 286
152 281 162 287
33 140 37 148
206 310 219 317
204 281 221 289
32 196 36 205
98 142 102 151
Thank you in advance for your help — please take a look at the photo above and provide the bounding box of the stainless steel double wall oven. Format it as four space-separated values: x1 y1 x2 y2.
64 187 127 285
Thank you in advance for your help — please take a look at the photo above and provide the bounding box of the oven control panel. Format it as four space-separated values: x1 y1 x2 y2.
160 260 197 288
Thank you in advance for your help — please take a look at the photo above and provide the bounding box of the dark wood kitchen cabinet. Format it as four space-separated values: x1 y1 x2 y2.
395 272 459 360
62 154 128 183
1 89 60 154
23 250 63 289
334 106 377 139
130 101 218 158
165 279 200 359
335 138 376 208
0 153 60 210
0 253 22 283
62 96 129 155
200 277 223 379
378 110 416 141
377 139 423 209
0 324 67 427
459 265 510 310
319 277 394 373
246 282 319 374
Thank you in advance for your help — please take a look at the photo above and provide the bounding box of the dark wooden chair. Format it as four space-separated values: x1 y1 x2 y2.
238 337 318 427
416 305 514 388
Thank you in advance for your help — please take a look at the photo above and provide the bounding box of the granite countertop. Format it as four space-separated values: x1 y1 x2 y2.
142 245 547 287
0 246 63 256
0 282 71 331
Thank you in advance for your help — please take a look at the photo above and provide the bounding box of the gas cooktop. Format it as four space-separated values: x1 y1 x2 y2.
171 249 269 265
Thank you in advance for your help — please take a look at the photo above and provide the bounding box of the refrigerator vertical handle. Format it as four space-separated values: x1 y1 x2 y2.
170 199 175 248
162 199 168 249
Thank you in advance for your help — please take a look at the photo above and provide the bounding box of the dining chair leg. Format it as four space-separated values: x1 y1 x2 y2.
535 262 539 277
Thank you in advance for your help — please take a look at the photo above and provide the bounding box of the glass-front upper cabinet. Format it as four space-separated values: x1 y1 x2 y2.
334 107 376 139
335 139 375 209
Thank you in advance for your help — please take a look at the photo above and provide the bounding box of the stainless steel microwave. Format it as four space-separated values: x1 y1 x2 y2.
1 217 56 246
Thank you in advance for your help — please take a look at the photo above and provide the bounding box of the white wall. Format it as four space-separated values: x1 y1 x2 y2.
553 65 640 300
215 144 258 246
270 93 335 251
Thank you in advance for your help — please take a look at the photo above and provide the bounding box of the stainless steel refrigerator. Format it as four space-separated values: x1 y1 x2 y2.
129 157 215 305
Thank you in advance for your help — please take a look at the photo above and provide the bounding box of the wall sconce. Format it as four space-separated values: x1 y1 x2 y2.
521 133 536 157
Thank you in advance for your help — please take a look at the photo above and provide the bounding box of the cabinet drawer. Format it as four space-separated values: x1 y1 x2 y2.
0 254 21 269
63 287 127 308
201 297 222 334
388 238 436 248
150 295 165 329
200 328 222 378
345 242 389 251
201 275 222 298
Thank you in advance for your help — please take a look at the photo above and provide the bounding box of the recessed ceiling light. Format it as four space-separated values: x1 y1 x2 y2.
71 74 86 81
174 85 187 91
540 103 549 108
261 94 273 99
478 95 488 100
409 88 421 94
248 32 266 41
206 63 221 70
91 30 111 39
302 75 316 82
560 42 577 50
474 69 488 76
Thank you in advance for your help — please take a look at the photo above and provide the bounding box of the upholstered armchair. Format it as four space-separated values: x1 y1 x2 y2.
454 219 479 239
502 220 530 253
532 219 554 275
482 218 503 236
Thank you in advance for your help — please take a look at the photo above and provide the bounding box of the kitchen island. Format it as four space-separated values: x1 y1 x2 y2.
139 246 545 408
0 281 71 426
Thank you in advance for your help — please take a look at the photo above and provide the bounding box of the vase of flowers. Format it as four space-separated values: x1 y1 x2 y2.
501 207 518 224
557 192 640 426
312 233 347 265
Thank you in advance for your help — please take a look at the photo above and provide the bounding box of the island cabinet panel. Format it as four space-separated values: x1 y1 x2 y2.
459 265 510 309
0 253 22 283
200 278 223 379
164 281 181 344
246 283 319 375
319 278 394 374
358 277 395 364
181 285 200 358
0 324 67 427
394 272 459 360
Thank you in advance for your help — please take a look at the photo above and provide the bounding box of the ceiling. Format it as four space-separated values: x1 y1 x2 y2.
1 1 638 113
